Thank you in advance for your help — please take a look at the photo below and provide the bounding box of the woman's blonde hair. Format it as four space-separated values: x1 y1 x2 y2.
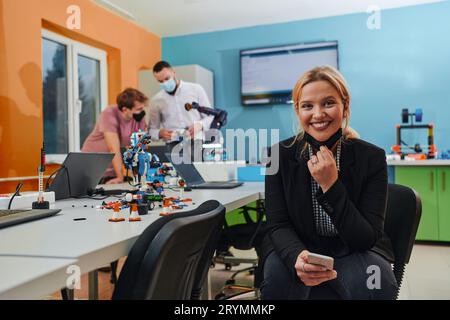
290 66 359 147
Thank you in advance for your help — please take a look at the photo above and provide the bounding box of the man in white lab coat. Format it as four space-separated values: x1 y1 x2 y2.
149 61 214 142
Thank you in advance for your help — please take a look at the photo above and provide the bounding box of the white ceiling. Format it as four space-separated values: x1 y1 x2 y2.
93 0 444 37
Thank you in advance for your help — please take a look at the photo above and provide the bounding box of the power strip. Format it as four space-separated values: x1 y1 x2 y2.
0 192 56 210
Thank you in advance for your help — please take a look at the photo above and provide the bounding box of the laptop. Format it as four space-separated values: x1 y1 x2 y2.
47 152 114 200
0 209 61 229
149 145 171 163
166 153 243 189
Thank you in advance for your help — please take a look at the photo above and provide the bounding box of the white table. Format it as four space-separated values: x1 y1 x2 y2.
0 182 264 299
0 256 77 300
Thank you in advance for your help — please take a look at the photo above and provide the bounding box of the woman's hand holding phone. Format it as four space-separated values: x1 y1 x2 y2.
295 250 338 286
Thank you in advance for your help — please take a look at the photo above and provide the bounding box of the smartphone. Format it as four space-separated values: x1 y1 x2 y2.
307 252 334 270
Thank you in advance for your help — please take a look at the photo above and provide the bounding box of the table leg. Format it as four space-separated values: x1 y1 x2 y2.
61 287 74 300
88 270 99 300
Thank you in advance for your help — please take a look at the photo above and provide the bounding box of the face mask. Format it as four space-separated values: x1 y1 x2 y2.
133 110 146 122
160 78 177 93
303 128 342 152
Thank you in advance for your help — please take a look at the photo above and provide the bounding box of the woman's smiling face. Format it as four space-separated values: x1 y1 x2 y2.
296 80 346 142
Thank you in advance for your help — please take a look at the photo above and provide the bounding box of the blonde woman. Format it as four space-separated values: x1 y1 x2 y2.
261 66 397 300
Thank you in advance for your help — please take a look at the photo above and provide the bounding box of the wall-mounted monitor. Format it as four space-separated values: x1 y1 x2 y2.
240 41 339 106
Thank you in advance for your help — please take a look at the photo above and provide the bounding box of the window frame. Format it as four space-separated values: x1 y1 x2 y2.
41 29 108 164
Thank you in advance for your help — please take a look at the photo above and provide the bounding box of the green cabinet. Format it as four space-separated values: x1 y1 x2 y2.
437 168 450 241
395 167 439 241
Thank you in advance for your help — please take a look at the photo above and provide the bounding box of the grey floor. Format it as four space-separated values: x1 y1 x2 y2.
398 244 450 300
210 244 450 300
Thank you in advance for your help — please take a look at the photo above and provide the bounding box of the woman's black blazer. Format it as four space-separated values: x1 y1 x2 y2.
264 136 395 274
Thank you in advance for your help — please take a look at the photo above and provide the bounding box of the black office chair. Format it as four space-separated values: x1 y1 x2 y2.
112 200 225 300
384 183 422 300
191 203 227 300
214 199 267 300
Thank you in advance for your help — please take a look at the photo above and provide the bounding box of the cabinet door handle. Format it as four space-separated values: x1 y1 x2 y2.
430 171 434 191
443 171 446 192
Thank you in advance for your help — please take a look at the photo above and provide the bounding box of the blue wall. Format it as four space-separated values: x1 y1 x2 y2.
163 1 450 155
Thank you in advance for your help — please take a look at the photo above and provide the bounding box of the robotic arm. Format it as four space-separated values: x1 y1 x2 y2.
185 102 228 130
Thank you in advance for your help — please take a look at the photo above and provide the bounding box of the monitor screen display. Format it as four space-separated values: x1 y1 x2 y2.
240 41 339 106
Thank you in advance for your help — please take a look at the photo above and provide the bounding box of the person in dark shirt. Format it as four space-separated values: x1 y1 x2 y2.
261 66 398 300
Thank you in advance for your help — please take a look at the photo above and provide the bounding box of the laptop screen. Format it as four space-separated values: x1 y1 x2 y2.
48 152 114 200
150 145 171 163
165 153 205 186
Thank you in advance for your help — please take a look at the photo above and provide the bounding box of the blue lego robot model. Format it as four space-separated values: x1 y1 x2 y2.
120 131 168 215
122 130 163 187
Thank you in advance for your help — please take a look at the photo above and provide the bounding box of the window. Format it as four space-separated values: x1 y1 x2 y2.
42 30 108 163
42 38 69 155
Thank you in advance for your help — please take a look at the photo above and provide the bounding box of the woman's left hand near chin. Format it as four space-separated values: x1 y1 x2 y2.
307 146 338 193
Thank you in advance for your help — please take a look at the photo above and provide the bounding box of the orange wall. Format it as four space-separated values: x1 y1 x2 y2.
0 0 161 193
